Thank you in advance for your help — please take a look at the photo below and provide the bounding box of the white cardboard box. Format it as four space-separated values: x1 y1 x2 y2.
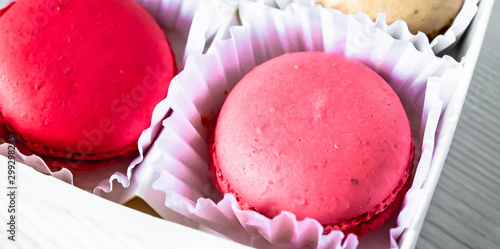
0 157 252 249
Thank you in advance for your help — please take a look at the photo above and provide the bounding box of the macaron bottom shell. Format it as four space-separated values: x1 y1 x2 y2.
210 135 415 236
0 112 139 171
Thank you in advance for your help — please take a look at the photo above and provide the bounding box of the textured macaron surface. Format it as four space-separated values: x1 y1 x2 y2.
212 52 413 227
315 0 465 39
0 0 175 157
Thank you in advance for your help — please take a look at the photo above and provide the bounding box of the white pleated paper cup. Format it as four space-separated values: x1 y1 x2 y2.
140 2 464 248
265 0 479 55
0 0 202 197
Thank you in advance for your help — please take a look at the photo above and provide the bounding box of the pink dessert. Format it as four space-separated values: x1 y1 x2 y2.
210 51 414 235
0 0 176 170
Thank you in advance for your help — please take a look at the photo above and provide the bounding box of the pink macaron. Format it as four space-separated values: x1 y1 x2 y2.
0 0 176 170
210 51 415 236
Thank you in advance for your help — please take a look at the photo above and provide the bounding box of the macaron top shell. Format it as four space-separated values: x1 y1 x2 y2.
315 0 464 40
0 0 176 158
213 52 413 226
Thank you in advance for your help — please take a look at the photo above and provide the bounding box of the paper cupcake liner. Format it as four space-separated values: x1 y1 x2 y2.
0 0 11 9
136 2 464 248
206 0 478 55
184 0 240 58
0 0 203 198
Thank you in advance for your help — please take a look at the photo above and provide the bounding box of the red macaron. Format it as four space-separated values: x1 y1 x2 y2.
0 0 176 170
210 51 414 236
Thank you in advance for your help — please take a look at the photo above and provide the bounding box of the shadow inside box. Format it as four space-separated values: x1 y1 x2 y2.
437 1 484 62
124 196 163 218
357 211 397 249
438 30 470 61
70 154 136 191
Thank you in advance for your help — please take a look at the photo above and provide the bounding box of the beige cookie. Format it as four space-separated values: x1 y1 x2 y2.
316 0 465 40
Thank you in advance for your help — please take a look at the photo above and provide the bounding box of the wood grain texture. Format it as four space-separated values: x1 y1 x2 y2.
417 1 500 248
